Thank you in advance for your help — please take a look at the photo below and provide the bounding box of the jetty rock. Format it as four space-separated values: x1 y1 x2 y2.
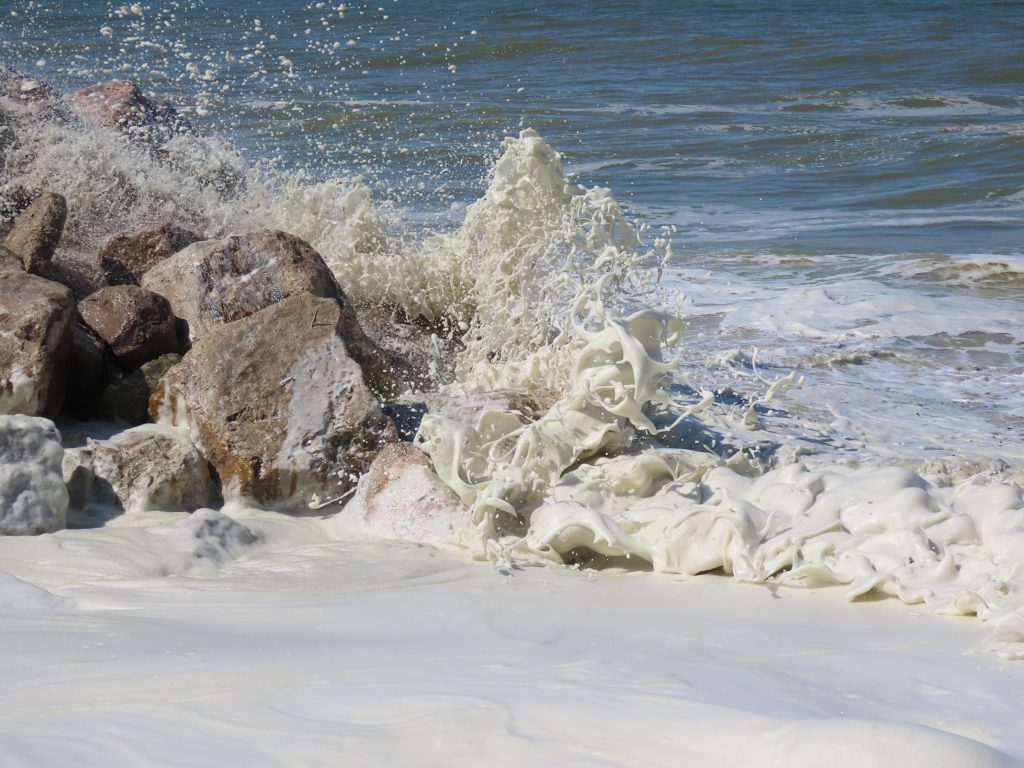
141 228 397 395
96 353 180 426
0 415 67 535
63 423 218 520
2 191 67 275
154 294 397 513
98 223 203 286
64 79 192 145
338 442 468 544
77 285 181 371
0 269 74 417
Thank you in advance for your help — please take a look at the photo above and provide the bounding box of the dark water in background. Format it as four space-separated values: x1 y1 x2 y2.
3 0 1022 254
2 0 1023 461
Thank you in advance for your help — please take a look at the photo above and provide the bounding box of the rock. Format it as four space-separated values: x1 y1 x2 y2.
0 415 67 535
0 270 74 417
98 223 202 286
0 66 64 112
64 80 192 145
178 508 259 561
337 442 467 543
61 322 109 417
39 248 108 300
141 229 397 395
0 244 22 271
355 304 459 391
63 424 218 518
0 187 33 239
155 294 397 512
77 285 179 370
2 192 67 274
96 352 180 425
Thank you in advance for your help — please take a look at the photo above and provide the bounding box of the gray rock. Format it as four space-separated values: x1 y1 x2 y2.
2 192 67 275
178 508 259 561
62 423 218 517
141 228 397 395
77 285 179 370
98 223 202 286
0 415 67 535
0 244 23 271
155 294 397 512
0 270 74 417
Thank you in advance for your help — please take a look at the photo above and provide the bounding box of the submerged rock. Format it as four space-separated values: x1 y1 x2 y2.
0 415 67 535
155 294 396 513
179 508 259 561
339 442 467 543
141 228 397 395
64 79 192 145
2 192 67 275
0 270 74 416
77 285 180 370
63 423 218 517
98 223 202 286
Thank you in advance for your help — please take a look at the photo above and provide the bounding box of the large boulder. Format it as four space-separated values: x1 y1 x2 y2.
98 223 202 286
141 229 397 395
154 294 397 512
64 80 192 145
2 192 67 275
63 423 218 518
77 285 180 370
0 270 74 416
337 442 468 543
0 415 67 535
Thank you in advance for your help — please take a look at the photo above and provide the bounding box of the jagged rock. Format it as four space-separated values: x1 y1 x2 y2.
155 294 397 512
2 192 67 274
62 423 218 517
98 223 202 286
0 415 67 535
338 442 467 543
141 228 397 395
64 80 192 145
0 270 74 416
62 322 109 417
355 304 459 391
96 352 180 425
77 285 179 370
0 244 22 271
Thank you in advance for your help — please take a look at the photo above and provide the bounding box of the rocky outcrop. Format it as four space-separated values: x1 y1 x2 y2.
64 80 192 145
77 285 180 370
0 415 67 535
141 229 397 395
0 270 74 416
155 294 396 512
338 442 467 543
63 423 218 517
2 192 67 275
95 352 180 425
98 223 202 286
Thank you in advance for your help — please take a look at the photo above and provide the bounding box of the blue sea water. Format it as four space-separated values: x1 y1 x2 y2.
2 0 1023 462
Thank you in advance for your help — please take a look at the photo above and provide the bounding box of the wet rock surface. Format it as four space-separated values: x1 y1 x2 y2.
0 270 74 417
156 294 397 513
0 415 67 535
63 423 218 519
64 79 192 145
77 285 180 370
98 223 202 286
96 352 180 426
2 192 67 275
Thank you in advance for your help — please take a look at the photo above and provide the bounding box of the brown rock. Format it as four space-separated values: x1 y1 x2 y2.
338 442 467 542
0 271 74 417
98 223 203 286
2 192 67 274
77 285 179 370
0 244 22 272
0 66 63 110
97 352 180 425
156 294 397 512
64 80 191 144
141 229 397 395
